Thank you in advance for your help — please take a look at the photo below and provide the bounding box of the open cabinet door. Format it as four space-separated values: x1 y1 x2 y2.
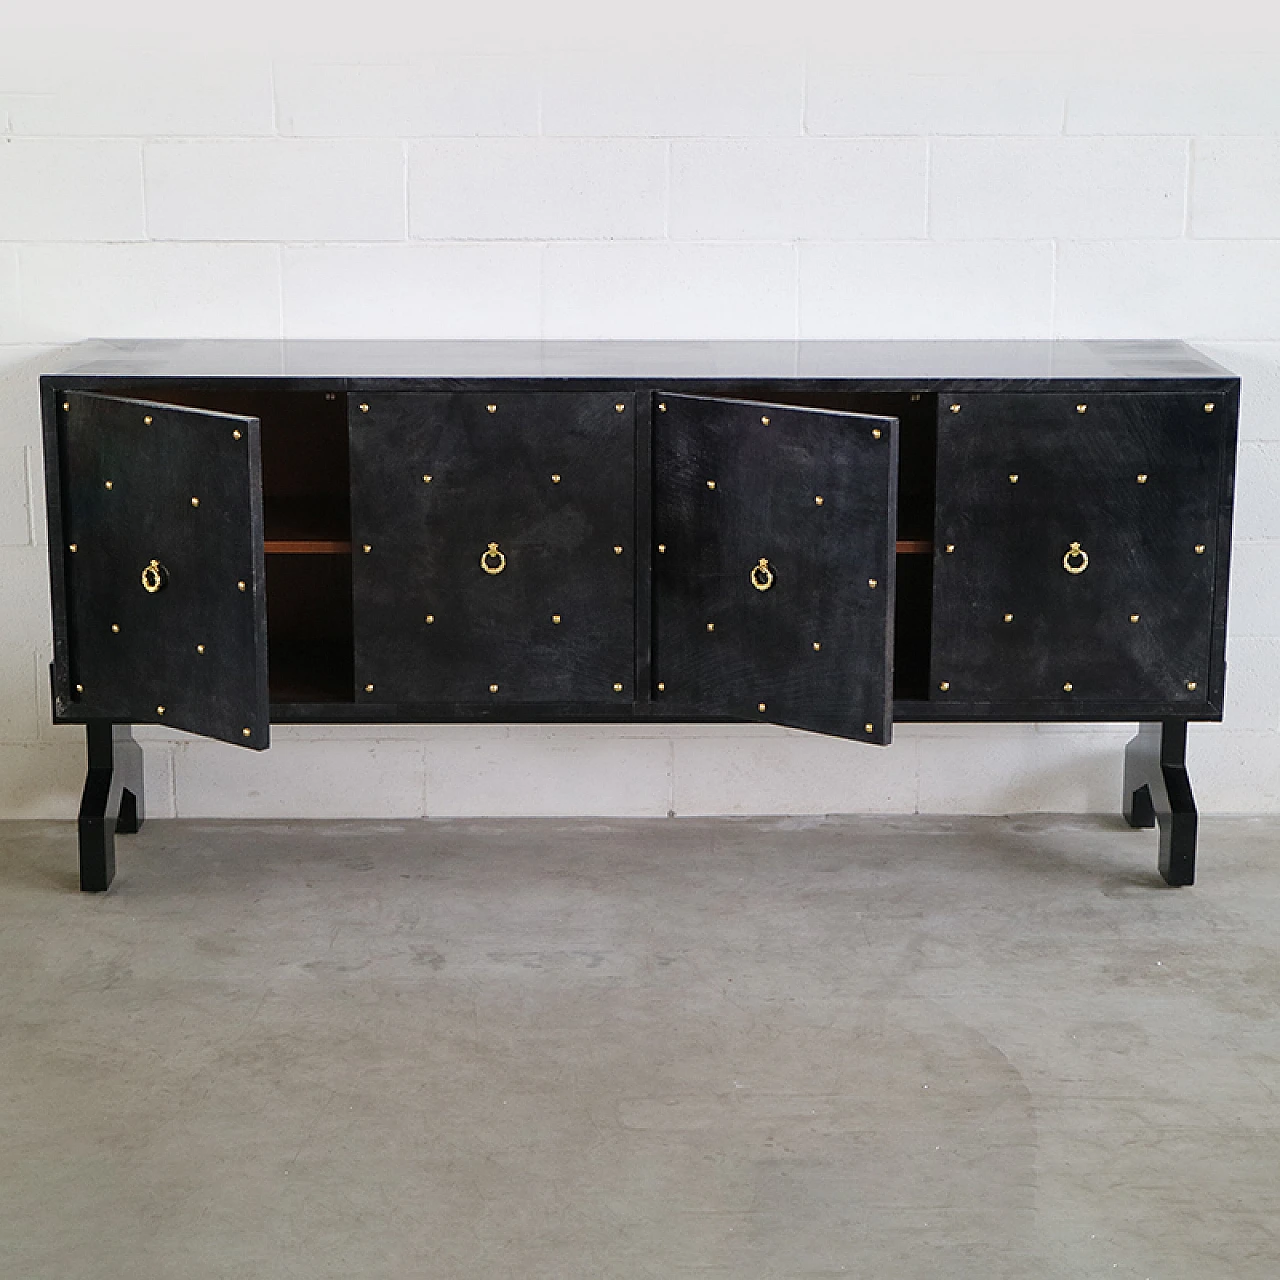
54 392 269 748
653 393 897 743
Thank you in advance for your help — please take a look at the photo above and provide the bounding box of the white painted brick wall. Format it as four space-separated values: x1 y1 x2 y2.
799 242 1054 338
928 138 1187 240
0 140 145 241
668 140 927 241
542 243 797 339
1191 139 1280 239
409 139 667 240
19 243 282 340
3 35 1280 820
273 59 540 138
282 244 543 339
145 141 407 241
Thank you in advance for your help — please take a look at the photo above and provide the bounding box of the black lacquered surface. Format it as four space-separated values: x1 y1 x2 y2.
349 392 636 705
45 338 1233 388
58 393 269 747
931 392 1224 708
653 393 897 743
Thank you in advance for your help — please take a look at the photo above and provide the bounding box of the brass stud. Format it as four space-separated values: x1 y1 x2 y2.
110 623 119 634
242 728 251 738
423 474 432 483
487 404 497 414
1130 614 1140 623
62 401 70 411
426 615 435 624
365 683 374 693
814 495 824 506
813 642 821 651
75 683 83 693
1076 404 1087 414
551 473 561 483
363 544 372 553
761 415 770 425
1003 613 1013 623
237 580 246 591
657 681 666 691
1137 473 1148 484
232 428 242 440
143 415 153 425
1063 682 1073 692
758 702 767 712
657 543 666 553
868 578 878 589
68 543 78 553
945 544 955 554
658 402 667 412
104 480 113 490
949 404 961 414
614 545 623 555
190 497 200 507
490 684 499 693
1187 681 1198 691
615 403 626 413
196 644 205 654
939 681 950 691
613 682 623 692
552 614 561 624
1009 474 1019 484
865 723 874 734
359 403 369 413
1195 544 1206 554
156 705 165 715
872 427 882 439
706 622 715 632
1205 403 1215 413
706 480 716 490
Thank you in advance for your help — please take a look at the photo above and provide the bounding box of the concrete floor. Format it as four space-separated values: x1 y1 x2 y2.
0 815 1278 1279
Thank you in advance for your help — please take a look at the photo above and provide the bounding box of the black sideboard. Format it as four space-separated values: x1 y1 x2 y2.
40 339 1239 890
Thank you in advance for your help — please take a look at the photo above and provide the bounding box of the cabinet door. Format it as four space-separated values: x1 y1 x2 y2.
349 392 636 705
53 392 269 748
653 393 898 743
931 392 1226 709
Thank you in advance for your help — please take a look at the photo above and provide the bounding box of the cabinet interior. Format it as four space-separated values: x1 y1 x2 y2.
106 385 937 707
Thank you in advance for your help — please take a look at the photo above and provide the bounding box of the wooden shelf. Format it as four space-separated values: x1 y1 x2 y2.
896 539 933 555
265 539 352 555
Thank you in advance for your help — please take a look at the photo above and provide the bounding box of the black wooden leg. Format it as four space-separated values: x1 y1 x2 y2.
1122 720 1197 887
78 723 144 892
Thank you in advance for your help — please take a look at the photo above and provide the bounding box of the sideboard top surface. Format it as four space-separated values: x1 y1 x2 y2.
43 338 1234 387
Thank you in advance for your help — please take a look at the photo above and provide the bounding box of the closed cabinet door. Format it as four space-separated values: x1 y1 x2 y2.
50 392 270 747
349 392 637 706
931 392 1229 710
652 393 898 743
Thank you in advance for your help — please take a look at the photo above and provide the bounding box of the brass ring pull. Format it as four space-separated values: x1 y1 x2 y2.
481 542 507 575
141 559 168 593
1063 542 1089 575
751 557 775 592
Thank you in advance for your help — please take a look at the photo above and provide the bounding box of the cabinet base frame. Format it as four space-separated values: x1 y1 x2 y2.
73 719 1202 891
1123 720 1197 887
79 722 144 892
